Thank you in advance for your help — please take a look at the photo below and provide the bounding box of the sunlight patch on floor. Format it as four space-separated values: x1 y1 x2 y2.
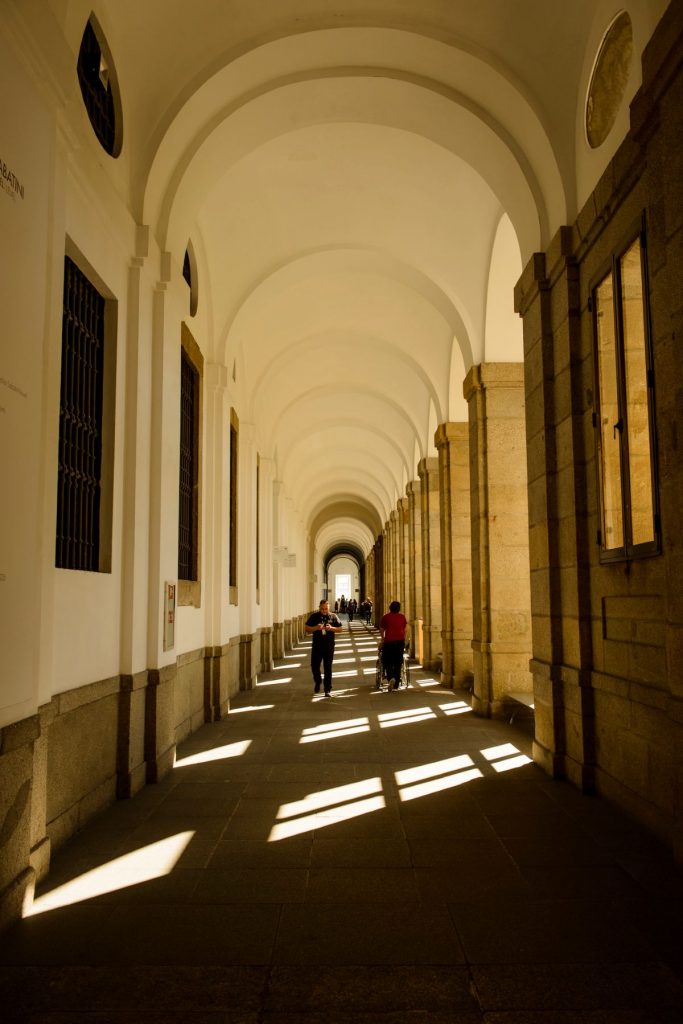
25 832 195 917
438 701 472 716
378 706 436 728
399 768 483 800
300 716 370 743
269 778 384 840
395 755 475 786
395 754 482 801
175 740 251 766
256 678 292 686
481 743 521 761
228 704 274 714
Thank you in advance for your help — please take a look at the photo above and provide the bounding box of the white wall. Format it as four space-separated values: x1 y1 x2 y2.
0 32 53 726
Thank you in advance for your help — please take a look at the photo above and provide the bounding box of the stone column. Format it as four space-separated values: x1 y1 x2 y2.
418 457 442 672
365 549 375 621
258 456 276 672
398 497 410 618
373 536 384 624
435 423 473 688
389 508 401 602
272 479 284 659
463 366 532 715
407 480 423 661
382 525 391 613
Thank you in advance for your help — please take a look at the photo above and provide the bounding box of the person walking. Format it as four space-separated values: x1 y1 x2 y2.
363 597 373 625
379 600 409 690
305 599 343 696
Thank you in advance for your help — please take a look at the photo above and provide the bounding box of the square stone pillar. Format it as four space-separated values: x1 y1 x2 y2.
373 536 384 628
515 232 595 789
383 518 391 608
418 457 442 672
389 508 401 603
463 365 532 716
435 423 473 688
365 550 375 621
407 480 423 661
399 497 411 619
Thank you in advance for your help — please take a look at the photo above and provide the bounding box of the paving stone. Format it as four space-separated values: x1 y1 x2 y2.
471 962 683 1011
3 651 683 1019
274 902 466 965
265 964 477 1012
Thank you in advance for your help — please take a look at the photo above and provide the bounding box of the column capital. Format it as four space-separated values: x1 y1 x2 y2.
463 362 525 402
390 508 400 524
417 456 439 480
205 362 228 390
434 421 468 449
406 479 421 498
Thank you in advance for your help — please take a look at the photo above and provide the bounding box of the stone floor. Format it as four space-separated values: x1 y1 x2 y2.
3 619 683 1022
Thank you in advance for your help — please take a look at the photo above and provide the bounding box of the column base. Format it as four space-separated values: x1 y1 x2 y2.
0 866 34 932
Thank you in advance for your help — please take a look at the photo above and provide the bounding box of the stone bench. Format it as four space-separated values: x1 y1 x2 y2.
506 691 535 724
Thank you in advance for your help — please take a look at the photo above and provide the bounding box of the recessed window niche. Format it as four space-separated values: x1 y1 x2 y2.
585 11 633 149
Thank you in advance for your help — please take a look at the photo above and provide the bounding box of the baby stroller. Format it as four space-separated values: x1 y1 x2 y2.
374 646 411 690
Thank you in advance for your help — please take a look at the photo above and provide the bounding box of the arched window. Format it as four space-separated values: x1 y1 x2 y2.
76 16 122 157
183 243 198 316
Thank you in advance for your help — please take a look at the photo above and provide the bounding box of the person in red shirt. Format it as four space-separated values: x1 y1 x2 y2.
379 600 409 690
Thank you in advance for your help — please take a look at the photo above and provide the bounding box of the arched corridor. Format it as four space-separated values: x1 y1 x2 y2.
2 1 683 1015
2 621 682 1018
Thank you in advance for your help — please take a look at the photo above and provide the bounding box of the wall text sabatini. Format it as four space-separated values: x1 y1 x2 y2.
0 157 24 201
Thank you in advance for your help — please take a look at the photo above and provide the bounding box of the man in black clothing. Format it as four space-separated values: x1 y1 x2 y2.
305 599 343 696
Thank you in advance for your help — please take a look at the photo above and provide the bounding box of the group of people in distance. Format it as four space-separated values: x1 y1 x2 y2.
333 595 373 623
304 598 408 697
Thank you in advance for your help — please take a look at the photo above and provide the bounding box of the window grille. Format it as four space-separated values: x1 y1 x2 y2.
77 19 116 156
229 417 239 590
178 352 198 580
56 257 104 571
255 455 260 593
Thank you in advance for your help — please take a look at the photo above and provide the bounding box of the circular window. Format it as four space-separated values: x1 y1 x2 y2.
76 16 122 157
586 11 633 149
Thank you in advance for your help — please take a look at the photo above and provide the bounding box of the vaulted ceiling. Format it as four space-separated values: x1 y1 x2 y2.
54 0 666 561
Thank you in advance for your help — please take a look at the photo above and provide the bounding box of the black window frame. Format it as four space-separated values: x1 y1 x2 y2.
590 213 661 563
56 256 106 571
228 411 239 600
178 349 199 581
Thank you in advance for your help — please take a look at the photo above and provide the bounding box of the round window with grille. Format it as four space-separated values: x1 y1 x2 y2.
586 12 633 150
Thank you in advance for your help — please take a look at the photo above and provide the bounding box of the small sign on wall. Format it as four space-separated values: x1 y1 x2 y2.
163 582 176 651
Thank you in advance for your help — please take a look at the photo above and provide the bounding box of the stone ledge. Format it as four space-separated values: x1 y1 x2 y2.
177 646 204 667
54 675 120 716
